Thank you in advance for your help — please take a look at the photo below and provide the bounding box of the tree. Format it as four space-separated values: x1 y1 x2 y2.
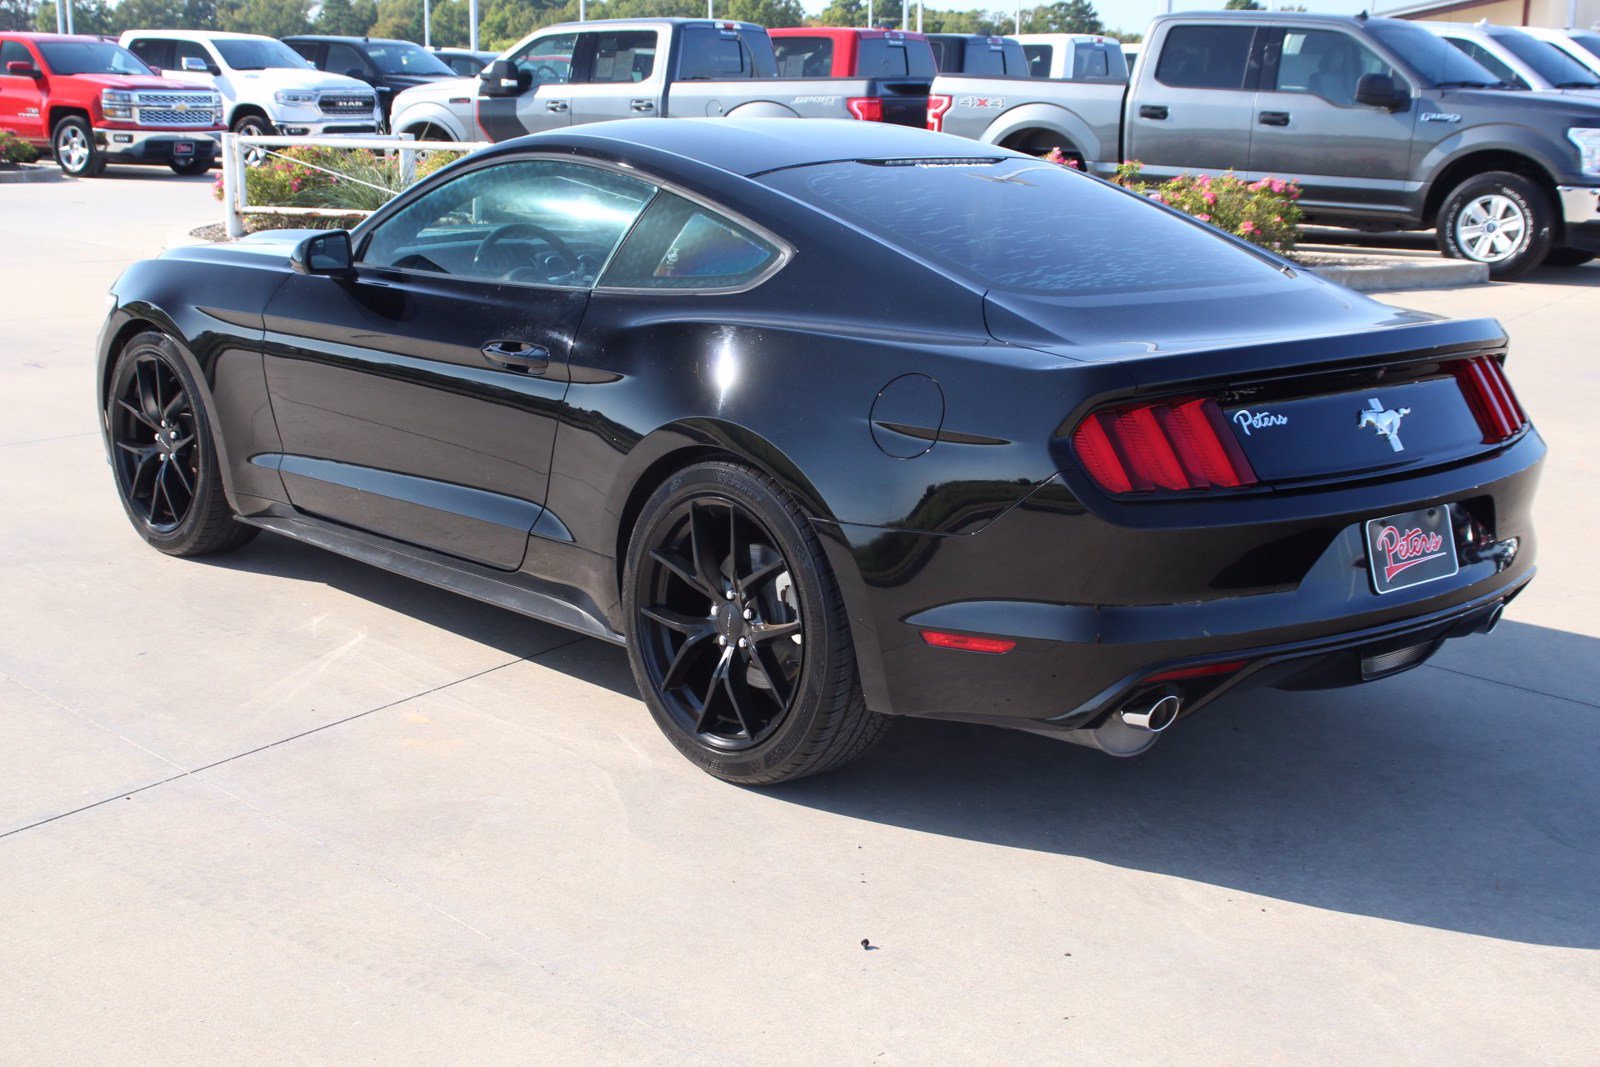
218 0 311 36
814 0 862 26
1224 0 1264 8
1023 0 1102 34
314 0 379 35
369 0 424 39
35 0 118 33
0 0 33 30
723 0 803 27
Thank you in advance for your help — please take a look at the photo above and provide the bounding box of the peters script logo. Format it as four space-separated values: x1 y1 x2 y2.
1232 409 1288 436
1374 525 1447 582
1358 398 1410 452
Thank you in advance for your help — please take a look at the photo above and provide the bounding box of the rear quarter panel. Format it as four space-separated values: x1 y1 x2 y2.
932 74 1124 160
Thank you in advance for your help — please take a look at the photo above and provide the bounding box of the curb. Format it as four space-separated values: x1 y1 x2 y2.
165 224 212 251
1305 260 1489 293
0 164 66 184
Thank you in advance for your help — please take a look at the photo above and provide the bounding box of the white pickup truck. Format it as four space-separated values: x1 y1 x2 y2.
389 17 935 143
120 30 381 140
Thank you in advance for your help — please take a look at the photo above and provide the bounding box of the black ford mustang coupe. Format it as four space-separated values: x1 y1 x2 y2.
97 120 1542 782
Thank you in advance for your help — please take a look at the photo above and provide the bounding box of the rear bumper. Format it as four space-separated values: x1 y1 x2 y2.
819 430 1544 730
96 127 220 165
1557 185 1600 251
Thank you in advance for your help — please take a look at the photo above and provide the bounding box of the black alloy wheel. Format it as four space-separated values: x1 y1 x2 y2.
106 332 256 556
624 462 888 784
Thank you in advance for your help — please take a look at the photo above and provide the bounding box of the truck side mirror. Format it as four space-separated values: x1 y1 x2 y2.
290 230 354 278
479 58 525 96
1355 72 1407 110
6 60 41 78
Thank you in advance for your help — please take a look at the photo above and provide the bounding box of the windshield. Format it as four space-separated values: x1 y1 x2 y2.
1366 19 1505 86
37 42 153 76
367 41 453 76
1492 30 1600 87
760 157 1285 296
1569 32 1600 64
214 38 312 71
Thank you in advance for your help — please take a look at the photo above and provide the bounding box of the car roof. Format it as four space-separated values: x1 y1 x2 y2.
120 30 273 40
1150 10 1373 27
2 32 115 43
493 118 1015 179
284 35 411 45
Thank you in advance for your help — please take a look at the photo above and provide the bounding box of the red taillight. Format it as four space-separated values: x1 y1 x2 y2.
1451 356 1527 443
926 93 952 132
1071 398 1256 495
847 96 884 122
921 630 1016 654
1145 660 1248 683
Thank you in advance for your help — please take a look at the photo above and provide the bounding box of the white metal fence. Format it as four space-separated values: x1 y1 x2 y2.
219 132 491 238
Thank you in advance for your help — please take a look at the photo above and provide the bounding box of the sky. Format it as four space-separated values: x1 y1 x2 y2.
796 0 1377 36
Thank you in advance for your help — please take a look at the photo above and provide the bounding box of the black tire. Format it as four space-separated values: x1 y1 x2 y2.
105 331 257 558
1435 171 1554 280
231 113 274 166
623 461 889 784
52 115 104 177
169 157 212 176
1543 248 1596 268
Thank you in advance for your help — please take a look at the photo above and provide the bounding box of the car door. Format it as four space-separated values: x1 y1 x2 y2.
261 157 657 571
477 31 579 139
0 38 47 141
1128 22 1262 180
1248 27 1417 216
564 28 662 124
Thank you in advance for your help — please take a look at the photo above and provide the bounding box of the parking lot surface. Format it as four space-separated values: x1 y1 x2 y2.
2 173 1597 1063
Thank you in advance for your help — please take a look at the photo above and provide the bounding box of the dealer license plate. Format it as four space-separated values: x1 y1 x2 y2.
1364 506 1459 595
173 141 194 156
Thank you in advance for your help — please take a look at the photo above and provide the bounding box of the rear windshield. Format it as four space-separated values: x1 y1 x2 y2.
956 38 1027 76
759 157 1285 296
1074 41 1127 81
677 25 776 80
1492 29 1600 87
38 41 152 76
367 41 454 76
774 36 833 77
858 37 936 78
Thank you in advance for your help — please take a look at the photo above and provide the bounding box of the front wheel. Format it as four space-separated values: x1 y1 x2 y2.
169 157 212 176
231 113 275 166
623 462 889 784
53 116 104 177
1436 171 1553 280
106 331 257 557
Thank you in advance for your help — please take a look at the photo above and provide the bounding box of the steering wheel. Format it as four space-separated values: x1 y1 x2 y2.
472 222 579 279
535 63 564 84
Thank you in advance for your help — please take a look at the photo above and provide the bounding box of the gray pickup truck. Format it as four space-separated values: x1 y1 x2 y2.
929 11 1600 277
389 18 929 146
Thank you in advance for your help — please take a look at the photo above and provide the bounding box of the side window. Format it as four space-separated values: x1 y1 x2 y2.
1443 37 1527 88
1156 25 1255 90
584 30 656 83
1 40 32 68
600 193 781 291
1274 29 1397 105
325 42 369 79
286 40 320 65
363 160 656 287
171 39 212 72
509 32 577 86
1024 44 1052 78
774 36 833 77
127 38 172 70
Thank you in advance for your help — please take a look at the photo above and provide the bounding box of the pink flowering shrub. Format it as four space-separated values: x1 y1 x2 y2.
0 129 39 166
212 145 465 231
1072 158 1303 251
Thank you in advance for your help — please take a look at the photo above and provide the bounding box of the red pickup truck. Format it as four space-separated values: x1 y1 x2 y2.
0 32 224 176
769 27 935 126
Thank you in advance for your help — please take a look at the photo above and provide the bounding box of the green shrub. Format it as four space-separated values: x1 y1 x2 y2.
0 129 39 165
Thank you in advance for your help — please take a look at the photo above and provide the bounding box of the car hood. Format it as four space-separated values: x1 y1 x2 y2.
229 67 372 93
1442 86 1600 122
382 72 456 91
394 76 479 105
66 73 207 92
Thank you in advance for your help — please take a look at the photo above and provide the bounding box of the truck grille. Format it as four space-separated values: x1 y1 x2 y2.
318 93 376 116
138 107 218 126
131 91 220 127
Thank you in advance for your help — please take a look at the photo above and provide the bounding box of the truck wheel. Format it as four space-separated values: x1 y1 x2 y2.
1543 248 1595 268
169 158 211 176
53 116 105 177
231 113 274 166
1436 171 1553 280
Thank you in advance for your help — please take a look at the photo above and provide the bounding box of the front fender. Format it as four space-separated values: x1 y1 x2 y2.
391 97 472 140
1418 124 1572 191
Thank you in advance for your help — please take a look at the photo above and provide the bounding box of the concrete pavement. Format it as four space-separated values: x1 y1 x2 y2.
2 172 1596 1063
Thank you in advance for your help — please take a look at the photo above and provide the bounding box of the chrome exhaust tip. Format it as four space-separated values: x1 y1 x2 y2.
1120 693 1182 733
1481 603 1505 635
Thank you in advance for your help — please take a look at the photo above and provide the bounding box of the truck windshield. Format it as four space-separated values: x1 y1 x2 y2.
1365 20 1504 86
1492 30 1600 87
367 42 454 76
760 157 1285 296
37 42 152 76
215 39 312 71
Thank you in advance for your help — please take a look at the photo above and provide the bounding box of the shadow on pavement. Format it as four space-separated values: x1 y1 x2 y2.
207 533 1600 949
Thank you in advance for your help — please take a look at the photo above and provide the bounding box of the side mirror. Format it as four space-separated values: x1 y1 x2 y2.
6 60 41 78
1356 72 1407 110
290 230 354 277
479 58 524 96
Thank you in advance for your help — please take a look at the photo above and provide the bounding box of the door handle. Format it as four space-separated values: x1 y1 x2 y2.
1259 111 1291 126
545 100 568 112
630 98 655 112
1139 104 1168 120
481 340 550 373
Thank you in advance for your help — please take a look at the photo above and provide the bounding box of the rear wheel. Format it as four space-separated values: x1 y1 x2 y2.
169 157 211 176
52 116 104 177
1436 171 1553 280
1543 248 1595 268
623 462 888 784
106 331 257 557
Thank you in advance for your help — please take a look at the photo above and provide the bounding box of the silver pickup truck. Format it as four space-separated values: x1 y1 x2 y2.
390 18 929 143
929 11 1600 278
